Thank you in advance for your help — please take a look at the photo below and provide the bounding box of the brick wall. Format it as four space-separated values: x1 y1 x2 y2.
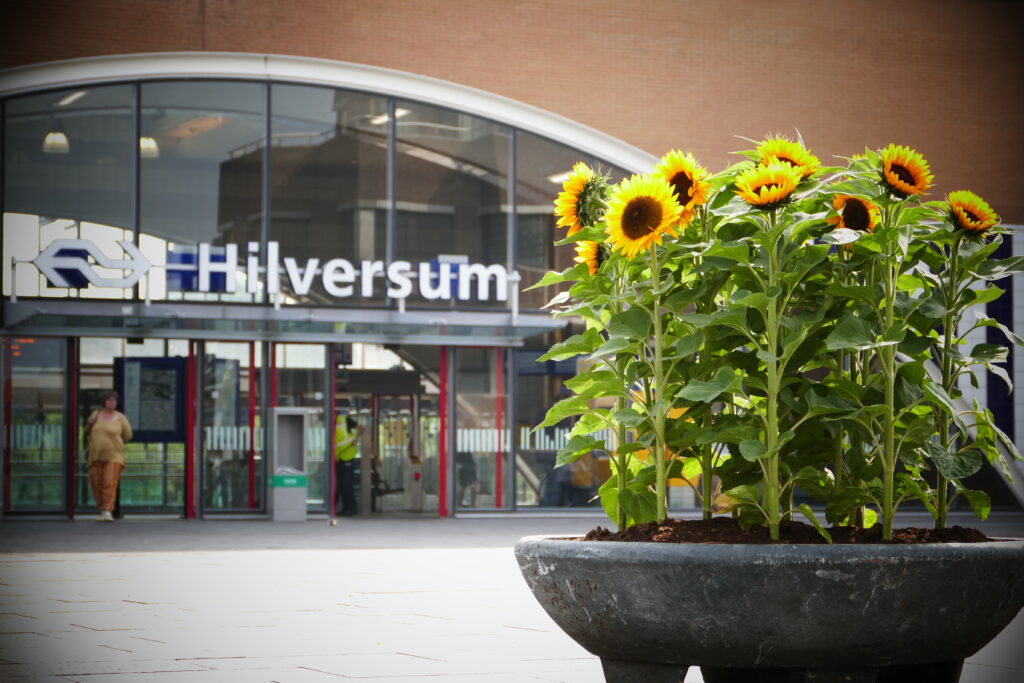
2 0 1022 221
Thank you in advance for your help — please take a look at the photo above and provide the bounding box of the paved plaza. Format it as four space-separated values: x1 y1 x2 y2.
1 512 1023 682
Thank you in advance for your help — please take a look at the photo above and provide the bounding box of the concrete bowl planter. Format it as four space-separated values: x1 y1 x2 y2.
514 535 1024 683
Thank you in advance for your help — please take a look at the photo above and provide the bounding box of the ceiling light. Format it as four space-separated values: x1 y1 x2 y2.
139 136 160 159
368 108 411 125
547 171 571 184
55 90 87 107
42 131 70 154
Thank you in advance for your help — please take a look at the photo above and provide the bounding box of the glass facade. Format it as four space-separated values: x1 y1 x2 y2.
0 76 651 517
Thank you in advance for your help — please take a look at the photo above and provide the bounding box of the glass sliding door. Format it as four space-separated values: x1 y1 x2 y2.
453 347 511 510
201 341 265 512
3 337 66 512
273 342 327 513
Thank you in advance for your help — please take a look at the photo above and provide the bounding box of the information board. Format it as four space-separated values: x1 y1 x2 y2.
116 357 187 443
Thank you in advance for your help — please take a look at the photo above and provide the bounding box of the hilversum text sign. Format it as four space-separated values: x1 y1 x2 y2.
32 239 510 302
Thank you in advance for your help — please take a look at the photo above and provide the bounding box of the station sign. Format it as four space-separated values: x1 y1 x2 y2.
29 238 510 302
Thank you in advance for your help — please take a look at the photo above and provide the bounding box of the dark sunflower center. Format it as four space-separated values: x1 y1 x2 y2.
621 197 662 240
777 156 798 167
843 199 870 231
594 245 606 269
962 209 980 223
669 171 694 201
891 164 915 186
753 183 779 195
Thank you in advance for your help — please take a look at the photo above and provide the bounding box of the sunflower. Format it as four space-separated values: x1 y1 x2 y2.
757 136 820 179
652 150 711 219
554 162 607 235
574 241 607 275
947 190 999 236
604 175 683 259
827 194 878 232
734 161 802 209
879 144 933 197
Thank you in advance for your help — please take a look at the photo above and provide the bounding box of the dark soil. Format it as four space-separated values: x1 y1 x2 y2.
579 517 991 544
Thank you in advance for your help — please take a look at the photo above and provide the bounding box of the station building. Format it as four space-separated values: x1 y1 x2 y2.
2 1 1022 519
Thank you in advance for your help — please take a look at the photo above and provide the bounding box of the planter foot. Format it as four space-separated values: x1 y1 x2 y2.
701 666 880 682
600 658 687 682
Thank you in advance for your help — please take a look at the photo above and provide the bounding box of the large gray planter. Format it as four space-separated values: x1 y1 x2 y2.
514 535 1024 683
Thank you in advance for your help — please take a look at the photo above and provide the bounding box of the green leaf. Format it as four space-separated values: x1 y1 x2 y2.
592 335 635 357
825 486 871 525
538 328 602 361
739 439 766 462
825 316 874 351
959 488 991 521
524 263 588 291
820 228 860 245
895 472 937 517
675 366 737 403
973 255 1024 281
975 313 1024 347
969 343 1008 364
612 408 647 428
922 383 969 434
555 435 605 467
619 488 659 524
796 504 833 543
534 396 590 430
722 484 760 508
793 465 833 499
924 441 983 480
608 308 652 340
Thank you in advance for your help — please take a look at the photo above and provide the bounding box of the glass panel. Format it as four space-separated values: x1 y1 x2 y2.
139 81 264 304
75 337 187 514
515 131 629 310
514 335 609 508
273 342 327 511
270 84 388 306
4 85 133 229
7 337 65 512
454 347 510 509
395 101 511 310
202 341 264 512
375 395 413 511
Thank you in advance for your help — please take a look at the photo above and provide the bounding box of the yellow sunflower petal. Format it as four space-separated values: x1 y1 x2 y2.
880 144 934 197
757 135 820 179
947 190 999 235
604 174 683 260
573 241 604 275
734 162 802 209
553 162 605 235
652 150 712 218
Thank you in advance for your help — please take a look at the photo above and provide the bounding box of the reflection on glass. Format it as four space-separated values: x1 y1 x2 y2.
454 347 510 509
202 341 264 511
271 84 388 306
3 85 136 300
395 101 510 309
5 85 133 228
514 339 609 508
515 131 629 309
75 337 187 514
7 337 65 511
140 81 264 303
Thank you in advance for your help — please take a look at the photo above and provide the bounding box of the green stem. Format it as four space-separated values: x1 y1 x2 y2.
649 245 668 522
880 213 898 541
615 392 628 531
936 237 964 529
764 210 782 541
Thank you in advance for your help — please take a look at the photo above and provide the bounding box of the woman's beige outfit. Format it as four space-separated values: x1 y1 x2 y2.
86 411 132 514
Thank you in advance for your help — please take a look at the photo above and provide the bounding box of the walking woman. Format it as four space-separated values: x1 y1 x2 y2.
85 391 133 522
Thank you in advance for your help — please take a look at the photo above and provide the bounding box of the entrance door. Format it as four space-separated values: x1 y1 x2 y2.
332 356 439 515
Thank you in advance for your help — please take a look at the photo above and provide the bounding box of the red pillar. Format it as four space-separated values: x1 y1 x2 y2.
248 341 257 509
185 341 196 519
438 346 448 518
495 348 504 509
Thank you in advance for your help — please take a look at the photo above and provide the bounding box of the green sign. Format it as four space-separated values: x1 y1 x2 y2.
270 475 308 488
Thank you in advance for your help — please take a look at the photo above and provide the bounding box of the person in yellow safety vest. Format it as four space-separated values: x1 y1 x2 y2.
334 416 364 516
